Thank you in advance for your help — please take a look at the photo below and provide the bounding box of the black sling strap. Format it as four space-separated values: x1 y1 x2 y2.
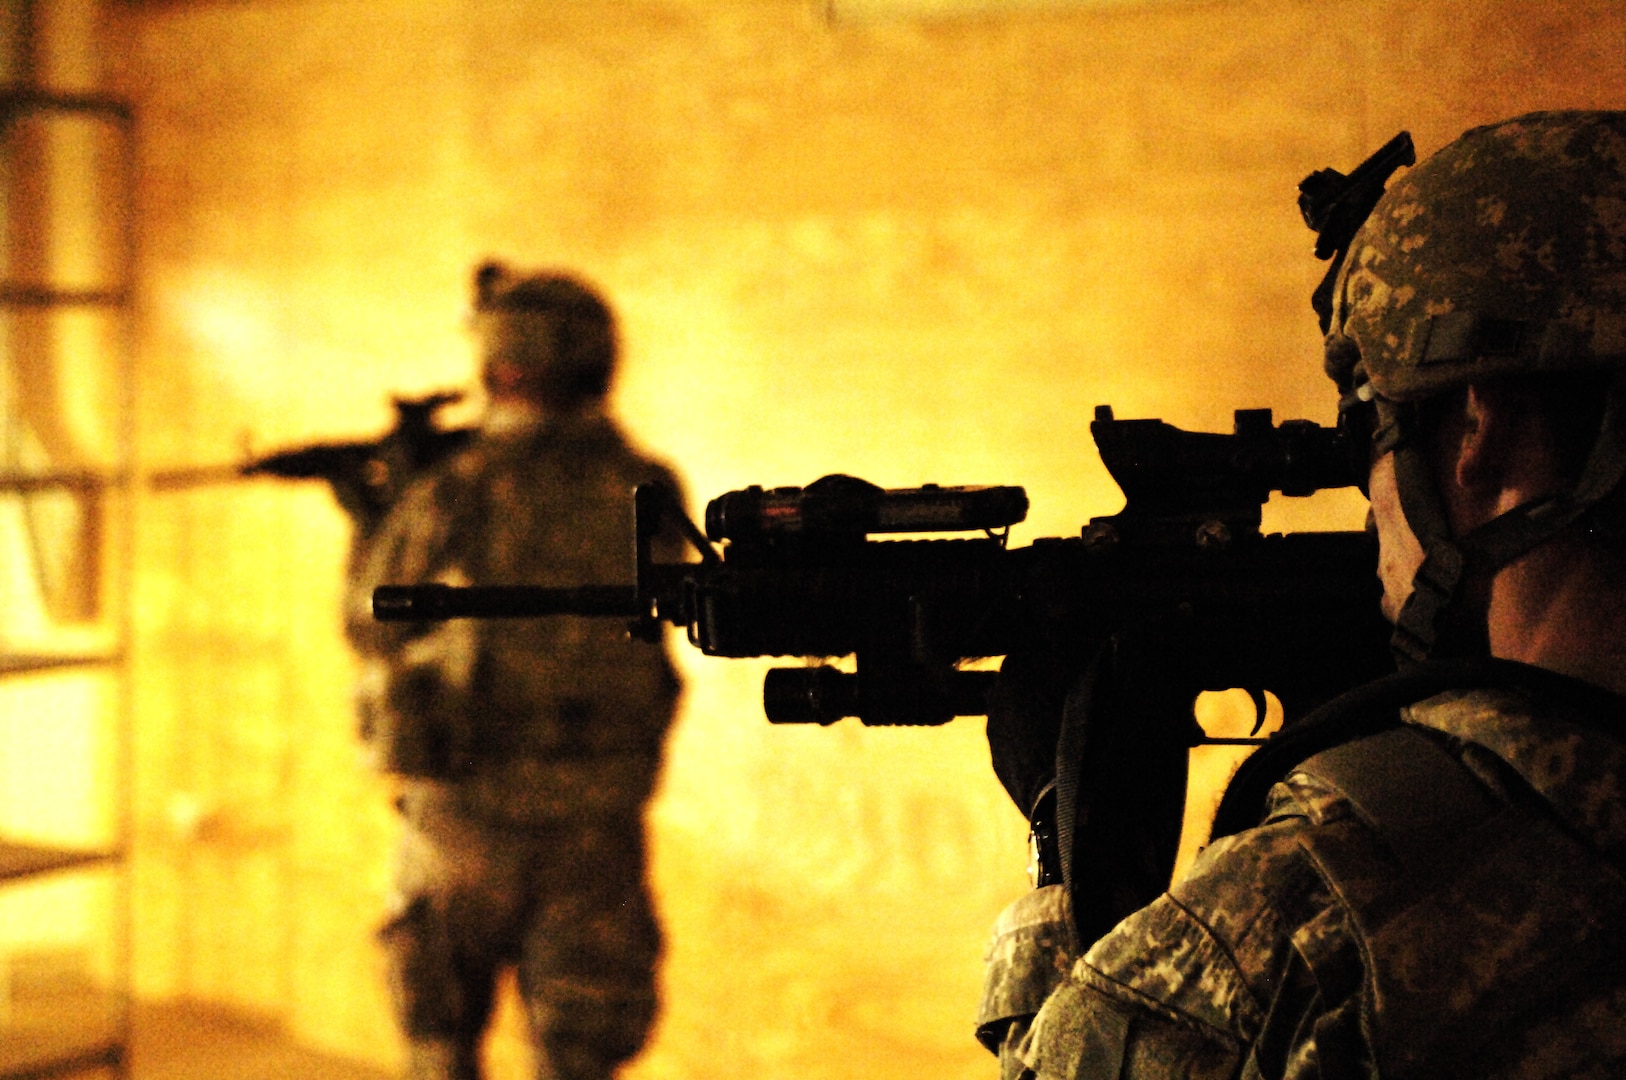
1210 657 1511 842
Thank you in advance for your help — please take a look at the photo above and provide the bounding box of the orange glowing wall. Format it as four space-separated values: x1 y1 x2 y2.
79 1 1626 1077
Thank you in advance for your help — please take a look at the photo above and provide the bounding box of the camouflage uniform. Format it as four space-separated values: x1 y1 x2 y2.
347 405 683 1080
984 664 1626 1078
978 884 1079 1080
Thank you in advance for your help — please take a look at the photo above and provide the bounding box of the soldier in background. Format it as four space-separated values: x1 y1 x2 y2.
983 111 1626 1077
346 263 684 1080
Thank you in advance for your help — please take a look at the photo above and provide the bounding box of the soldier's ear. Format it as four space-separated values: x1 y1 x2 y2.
1454 382 1549 498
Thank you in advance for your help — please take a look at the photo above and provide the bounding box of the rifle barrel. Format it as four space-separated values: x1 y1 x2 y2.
373 583 641 620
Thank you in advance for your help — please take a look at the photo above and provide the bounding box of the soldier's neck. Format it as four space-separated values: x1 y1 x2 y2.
1488 532 1626 697
482 397 604 437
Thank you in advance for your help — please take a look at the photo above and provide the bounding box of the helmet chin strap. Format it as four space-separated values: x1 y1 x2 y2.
1388 438 1483 666
1386 370 1626 668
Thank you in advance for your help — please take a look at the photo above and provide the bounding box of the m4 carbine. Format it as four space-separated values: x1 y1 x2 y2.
375 405 1392 734
243 391 474 540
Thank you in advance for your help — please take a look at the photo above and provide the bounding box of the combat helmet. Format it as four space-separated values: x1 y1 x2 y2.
473 260 619 400
1322 111 1626 663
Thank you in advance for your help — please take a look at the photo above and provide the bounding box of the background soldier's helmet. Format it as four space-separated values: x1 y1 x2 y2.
473 260 618 398
1327 110 1626 406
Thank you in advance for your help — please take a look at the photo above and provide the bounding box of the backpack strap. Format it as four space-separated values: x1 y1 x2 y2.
1213 657 1526 842
1294 724 1626 1077
1299 726 1497 875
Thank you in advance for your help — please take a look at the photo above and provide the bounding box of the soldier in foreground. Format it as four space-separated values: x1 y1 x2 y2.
346 264 684 1080
983 111 1626 1077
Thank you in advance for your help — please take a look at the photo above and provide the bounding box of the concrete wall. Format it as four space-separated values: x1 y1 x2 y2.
101 1 1626 1076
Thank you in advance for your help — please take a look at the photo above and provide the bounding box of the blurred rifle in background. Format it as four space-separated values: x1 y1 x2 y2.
0 392 475 623
239 391 474 540
148 391 475 542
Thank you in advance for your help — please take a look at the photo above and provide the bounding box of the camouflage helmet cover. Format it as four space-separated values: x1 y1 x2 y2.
1329 111 1626 404
472 260 618 393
